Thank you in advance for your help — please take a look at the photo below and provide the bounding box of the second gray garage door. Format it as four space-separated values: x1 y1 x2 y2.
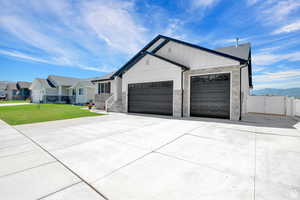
190 73 230 119
128 81 173 115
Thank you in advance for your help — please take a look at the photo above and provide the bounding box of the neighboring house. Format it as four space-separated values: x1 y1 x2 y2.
93 35 252 121
6 82 18 100
16 81 31 100
31 78 57 103
70 80 95 104
0 81 8 100
0 81 32 100
31 75 94 104
47 75 80 98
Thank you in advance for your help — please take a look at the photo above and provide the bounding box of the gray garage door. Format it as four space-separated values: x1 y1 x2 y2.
128 81 173 115
190 73 230 119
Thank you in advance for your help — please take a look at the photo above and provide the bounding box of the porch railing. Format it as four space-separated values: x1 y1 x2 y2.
105 95 114 112
43 95 72 104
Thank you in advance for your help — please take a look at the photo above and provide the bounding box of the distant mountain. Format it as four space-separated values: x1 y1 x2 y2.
252 88 300 98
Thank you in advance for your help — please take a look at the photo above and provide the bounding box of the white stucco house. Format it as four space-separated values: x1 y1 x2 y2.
31 78 57 103
31 75 95 104
93 35 252 120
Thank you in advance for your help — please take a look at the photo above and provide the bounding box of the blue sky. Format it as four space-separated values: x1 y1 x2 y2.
0 0 300 90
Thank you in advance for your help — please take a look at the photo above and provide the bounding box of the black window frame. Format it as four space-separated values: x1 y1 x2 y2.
78 88 84 95
98 82 111 94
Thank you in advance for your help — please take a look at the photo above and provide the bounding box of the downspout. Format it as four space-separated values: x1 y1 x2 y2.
181 70 184 117
239 64 248 120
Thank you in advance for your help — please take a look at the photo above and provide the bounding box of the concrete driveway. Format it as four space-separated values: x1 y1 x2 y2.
1 113 300 200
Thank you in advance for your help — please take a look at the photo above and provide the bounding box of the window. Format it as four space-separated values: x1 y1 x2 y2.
98 82 111 94
12 90 17 96
79 88 84 95
72 89 76 96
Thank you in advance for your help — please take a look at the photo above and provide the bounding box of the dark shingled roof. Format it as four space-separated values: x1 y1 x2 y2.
214 43 251 61
216 43 253 87
0 81 8 90
17 81 31 89
91 71 116 82
48 75 80 87
36 78 55 89
70 80 94 88
7 82 17 90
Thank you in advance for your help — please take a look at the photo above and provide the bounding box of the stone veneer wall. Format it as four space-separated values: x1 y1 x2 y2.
173 90 182 117
122 92 127 113
182 66 241 121
95 93 112 110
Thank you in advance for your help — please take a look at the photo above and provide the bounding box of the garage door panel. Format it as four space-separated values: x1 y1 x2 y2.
191 94 229 100
129 94 172 102
191 83 229 87
190 73 230 119
129 88 172 94
128 81 173 116
129 91 172 97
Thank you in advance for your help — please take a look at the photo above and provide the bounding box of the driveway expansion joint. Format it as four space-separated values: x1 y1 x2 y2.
37 181 82 200
9 125 110 200
0 160 57 179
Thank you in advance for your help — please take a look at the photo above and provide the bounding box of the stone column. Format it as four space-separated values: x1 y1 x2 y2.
231 69 241 121
122 91 127 113
173 90 182 117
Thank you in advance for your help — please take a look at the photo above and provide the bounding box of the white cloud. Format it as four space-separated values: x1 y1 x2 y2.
263 0 300 22
247 0 260 6
81 1 147 54
250 0 300 25
253 69 300 82
253 80 300 89
192 0 219 8
162 19 186 40
253 69 300 89
0 16 66 56
273 20 300 34
0 49 110 72
253 51 300 65
252 66 266 73
0 49 53 64
80 65 117 73
0 0 150 73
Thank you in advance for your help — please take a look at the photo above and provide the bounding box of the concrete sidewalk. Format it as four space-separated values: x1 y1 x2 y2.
0 103 31 106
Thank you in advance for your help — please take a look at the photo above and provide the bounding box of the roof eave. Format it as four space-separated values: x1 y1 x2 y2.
91 78 114 83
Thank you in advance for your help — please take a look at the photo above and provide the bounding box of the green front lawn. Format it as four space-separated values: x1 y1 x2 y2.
0 100 30 103
0 104 102 125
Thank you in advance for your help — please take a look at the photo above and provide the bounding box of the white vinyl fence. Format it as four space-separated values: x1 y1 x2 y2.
296 99 300 117
247 95 300 117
